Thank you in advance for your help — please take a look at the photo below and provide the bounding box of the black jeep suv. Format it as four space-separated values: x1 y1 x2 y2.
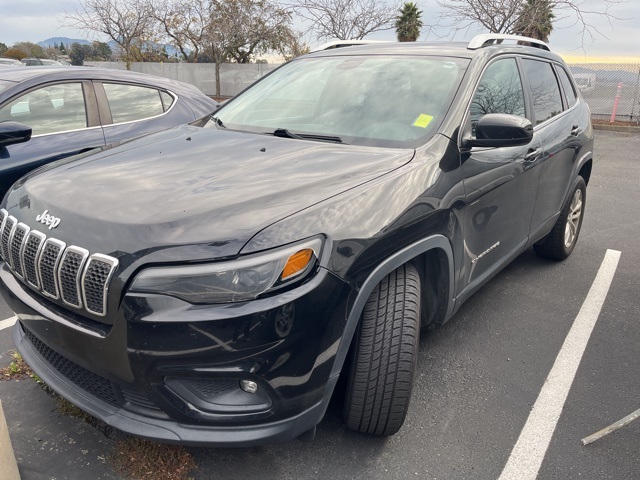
0 34 593 446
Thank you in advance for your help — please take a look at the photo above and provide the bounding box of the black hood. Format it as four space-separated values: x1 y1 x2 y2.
5 125 414 263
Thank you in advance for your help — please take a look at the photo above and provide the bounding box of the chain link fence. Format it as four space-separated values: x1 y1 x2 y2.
567 63 640 123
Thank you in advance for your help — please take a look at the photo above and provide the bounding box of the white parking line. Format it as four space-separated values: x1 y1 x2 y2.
499 249 621 480
0 317 17 332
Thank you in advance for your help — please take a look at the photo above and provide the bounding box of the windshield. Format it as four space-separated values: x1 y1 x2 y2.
210 55 469 148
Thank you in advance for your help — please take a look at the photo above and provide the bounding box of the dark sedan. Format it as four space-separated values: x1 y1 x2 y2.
0 67 217 198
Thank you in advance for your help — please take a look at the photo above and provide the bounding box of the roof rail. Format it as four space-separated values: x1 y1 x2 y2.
311 40 392 53
468 34 550 51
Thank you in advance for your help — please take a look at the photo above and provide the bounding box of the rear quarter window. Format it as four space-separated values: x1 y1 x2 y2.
103 83 167 124
556 66 577 107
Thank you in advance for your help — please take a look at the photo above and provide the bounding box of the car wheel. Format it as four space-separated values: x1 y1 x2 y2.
343 263 420 436
534 176 587 260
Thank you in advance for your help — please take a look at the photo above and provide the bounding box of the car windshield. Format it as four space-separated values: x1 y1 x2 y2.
210 55 469 148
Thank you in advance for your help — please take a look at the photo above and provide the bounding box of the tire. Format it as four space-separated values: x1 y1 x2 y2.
343 263 421 436
534 176 587 260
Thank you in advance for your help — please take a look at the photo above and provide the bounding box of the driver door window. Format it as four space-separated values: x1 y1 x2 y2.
469 58 526 133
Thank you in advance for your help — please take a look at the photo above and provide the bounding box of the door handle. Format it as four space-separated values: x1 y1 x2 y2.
571 125 582 136
524 148 541 162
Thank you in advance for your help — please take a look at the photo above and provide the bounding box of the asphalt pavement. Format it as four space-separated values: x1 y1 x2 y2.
0 130 638 480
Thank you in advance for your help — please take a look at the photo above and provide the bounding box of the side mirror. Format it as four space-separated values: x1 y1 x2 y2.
467 114 533 148
0 121 32 147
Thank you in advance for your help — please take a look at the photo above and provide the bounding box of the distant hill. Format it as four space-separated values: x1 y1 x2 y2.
38 37 92 48
37 37 184 58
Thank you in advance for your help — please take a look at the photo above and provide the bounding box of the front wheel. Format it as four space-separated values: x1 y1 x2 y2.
343 263 421 436
534 175 587 260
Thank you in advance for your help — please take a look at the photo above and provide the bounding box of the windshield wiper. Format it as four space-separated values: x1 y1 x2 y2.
211 116 226 128
272 128 342 143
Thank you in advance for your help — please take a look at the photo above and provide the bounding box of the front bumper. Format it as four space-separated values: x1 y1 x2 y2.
1 263 351 446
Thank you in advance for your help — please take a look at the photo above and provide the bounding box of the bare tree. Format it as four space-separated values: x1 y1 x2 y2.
64 0 155 69
150 0 211 62
200 0 295 97
294 0 398 40
434 0 626 47
217 0 293 64
279 31 311 61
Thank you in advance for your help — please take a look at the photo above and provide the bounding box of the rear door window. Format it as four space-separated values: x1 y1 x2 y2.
522 59 563 125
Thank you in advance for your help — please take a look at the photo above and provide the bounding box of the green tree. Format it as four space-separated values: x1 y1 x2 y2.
92 41 112 59
12 42 46 58
3 48 26 60
69 42 94 65
395 2 423 42
513 0 555 42
0 42 7 55
59 42 67 53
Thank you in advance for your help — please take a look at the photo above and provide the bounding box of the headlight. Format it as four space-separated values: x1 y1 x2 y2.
129 238 323 304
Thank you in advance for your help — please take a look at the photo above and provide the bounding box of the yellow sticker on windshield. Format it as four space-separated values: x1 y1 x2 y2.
413 114 434 128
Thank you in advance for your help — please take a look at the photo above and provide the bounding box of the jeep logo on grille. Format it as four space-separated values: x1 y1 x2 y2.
35 210 61 230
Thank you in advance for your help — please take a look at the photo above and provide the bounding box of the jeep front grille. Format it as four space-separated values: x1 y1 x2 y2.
0 208 118 317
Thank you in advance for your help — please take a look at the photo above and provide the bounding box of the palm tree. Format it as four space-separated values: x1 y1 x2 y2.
513 0 555 43
395 2 423 42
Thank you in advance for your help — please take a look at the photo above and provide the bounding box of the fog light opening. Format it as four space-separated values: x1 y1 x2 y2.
240 380 258 394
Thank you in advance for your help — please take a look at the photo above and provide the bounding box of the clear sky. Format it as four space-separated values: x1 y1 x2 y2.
0 0 638 61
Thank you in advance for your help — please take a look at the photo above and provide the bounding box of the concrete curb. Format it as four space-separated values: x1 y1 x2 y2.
0 400 20 479
593 124 640 134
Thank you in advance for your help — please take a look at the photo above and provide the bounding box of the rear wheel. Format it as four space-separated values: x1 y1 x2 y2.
343 263 421 436
534 176 586 260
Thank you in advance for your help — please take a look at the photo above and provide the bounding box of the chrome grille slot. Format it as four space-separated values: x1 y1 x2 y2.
59 247 89 308
2 211 119 317
0 209 7 260
22 231 46 288
1 215 16 265
38 238 66 299
10 223 29 278
83 255 119 316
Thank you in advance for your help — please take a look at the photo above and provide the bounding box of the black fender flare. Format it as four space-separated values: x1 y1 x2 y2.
329 234 455 378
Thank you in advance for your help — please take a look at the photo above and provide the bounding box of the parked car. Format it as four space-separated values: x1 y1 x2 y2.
573 73 596 92
20 58 68 66
0 67 218 197
0 34 593 446
0 58 24 67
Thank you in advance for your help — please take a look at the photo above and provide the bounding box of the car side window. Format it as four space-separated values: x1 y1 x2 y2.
556 66 577 107
469 58 526 132
102 83 168 124
0 83 87 136
522 59 563 125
